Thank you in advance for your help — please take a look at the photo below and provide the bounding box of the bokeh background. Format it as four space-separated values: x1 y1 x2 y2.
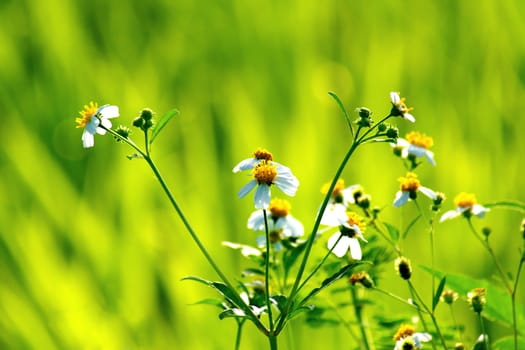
1 0 525 349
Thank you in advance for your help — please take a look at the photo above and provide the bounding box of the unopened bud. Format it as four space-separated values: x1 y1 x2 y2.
395 256 412 280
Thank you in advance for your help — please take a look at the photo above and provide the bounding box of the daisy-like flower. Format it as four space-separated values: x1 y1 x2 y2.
392 131 436 166
233 148 274 173
393 172 437 207
393 324 432 350
320 179 365 226
439 192 490 222
325 210 367 260
247 198 304 247
390 92 415 123
75 102 119 148
234 149 299 209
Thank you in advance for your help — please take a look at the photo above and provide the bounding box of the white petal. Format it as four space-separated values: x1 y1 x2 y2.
233 158 258 173
256 235 266 247
419 186 437 200
439 209 461 222
390 92 400 104
321 204 345 227
81 130 95 148
98 105 119 118
238 180 257 198
327 233 350 258
274 174 299 196
472 204 490 218
406 144 427 158
425 150 436 166
247 210 265 230
414 332 432 344
404 113 416 123
99 116 113 130
393 191 410 207
348 238 362 260
254 184 271 209
281 215 304 238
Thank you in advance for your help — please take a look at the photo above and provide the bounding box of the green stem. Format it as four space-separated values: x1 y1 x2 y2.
478 312 490 350
234 321 244 350
263 209 275 332
103 127 269 334
448 304 463 345
373 287 427 312
274 114 393 334
511 250 524 350
467 220 513 293
351 287 375 350
408 281 448 350
269 334 278 350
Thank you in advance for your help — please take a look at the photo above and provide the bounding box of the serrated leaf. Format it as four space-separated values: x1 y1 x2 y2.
484 200 525 213
299 262 366 306
432 276 447 311
421 266 525 333
149 108 179 144
383 222 399 241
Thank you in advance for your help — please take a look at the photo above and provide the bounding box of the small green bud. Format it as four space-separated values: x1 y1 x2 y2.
143 118 154 131
356 107 371 119
454 343 465 350
377 123 387 132
386 126 399 139
140 108 154 121
520 218 525 239
132 117 144 128
482 227 491 238
114 125 131 141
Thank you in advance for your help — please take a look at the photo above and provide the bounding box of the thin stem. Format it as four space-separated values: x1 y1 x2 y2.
407 283 435 350
408 281 448 350
351 287 375 350
478 312 490 350
103 127 269 334
414 200 437 308
263 209 275 332
325 297 361 342
448 304 463 345
269 334 278 350
373 287 427 312
511 250 524 350
234 321 244 350
467 220 513 293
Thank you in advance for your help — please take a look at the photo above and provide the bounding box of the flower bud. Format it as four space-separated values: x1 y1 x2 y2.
520 218 525 239
467 288 487 313
114 125 131 141
349 271 374 288
357 194 371 210
377 123 387 132
132 116 144 128
143 119 154 130
441 289 458 304
454 343 465 350
395 256 412 280
482 227 491 238
140 108 154 121
386 126 399 139
357 107 371 119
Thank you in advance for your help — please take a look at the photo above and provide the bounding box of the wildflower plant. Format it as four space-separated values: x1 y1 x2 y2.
75 91 525 350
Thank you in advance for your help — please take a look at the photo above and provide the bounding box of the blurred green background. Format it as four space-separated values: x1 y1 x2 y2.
1 0 525 348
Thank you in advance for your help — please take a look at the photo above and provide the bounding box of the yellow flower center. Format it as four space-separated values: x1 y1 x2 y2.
253 160 277 185
399 172 420 192
268 198 291 217
406 131 433 149
321 179 345 197
75 101 99 128
347 212 366 233
393 324 415 341
394 94 414 114
253 148 273 161
454 192 477 208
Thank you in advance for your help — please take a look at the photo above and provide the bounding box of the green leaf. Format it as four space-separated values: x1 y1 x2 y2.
484 200 525 213
149 108 179 144
282 241 307 274
299 261 366 306
421 266 525 333
432 276 447 312
383 222 399 241
328 91 353 135
190 298 226 309
492 336 525 350
181 275 213 286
